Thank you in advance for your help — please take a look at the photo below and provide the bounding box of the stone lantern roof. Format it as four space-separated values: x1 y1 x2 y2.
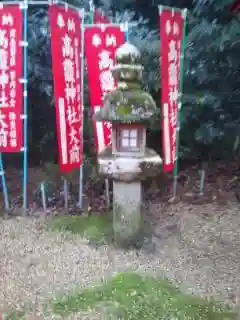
94 42 157 124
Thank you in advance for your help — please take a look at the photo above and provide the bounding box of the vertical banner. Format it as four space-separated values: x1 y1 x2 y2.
85 26 125 153
231 0 240 13
0 6 23 152
49 5 83 174
159 7 184 173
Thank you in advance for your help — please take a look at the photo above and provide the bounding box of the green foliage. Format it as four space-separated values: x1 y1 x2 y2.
51 272 237 319
180 0 240 158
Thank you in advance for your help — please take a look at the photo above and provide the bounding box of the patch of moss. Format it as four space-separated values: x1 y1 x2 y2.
51 272 237 319
95 89 157 123
47 214 113 244
117 105 132 116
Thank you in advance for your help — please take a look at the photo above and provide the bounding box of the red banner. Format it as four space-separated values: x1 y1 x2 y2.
49 5 83 174
0 6 23 152
160 8 183 172
231 0 240 13
85 22 125 153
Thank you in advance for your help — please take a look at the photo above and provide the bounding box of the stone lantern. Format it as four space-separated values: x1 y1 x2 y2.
95 42 162 246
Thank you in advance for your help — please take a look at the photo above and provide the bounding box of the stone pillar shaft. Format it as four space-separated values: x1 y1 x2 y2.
113 181 143 244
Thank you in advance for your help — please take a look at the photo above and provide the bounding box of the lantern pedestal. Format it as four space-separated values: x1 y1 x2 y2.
98 148 162 246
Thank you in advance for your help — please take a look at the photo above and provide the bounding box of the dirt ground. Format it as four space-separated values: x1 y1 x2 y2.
0 201 239 319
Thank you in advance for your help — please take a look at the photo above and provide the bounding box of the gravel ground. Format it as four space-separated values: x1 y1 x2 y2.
0 202 240 319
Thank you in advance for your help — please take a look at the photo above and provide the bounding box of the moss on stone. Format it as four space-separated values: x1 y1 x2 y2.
138 161 162 179
116 54 141 65
94 89 157 123
117 105 132 116
111 68 143 84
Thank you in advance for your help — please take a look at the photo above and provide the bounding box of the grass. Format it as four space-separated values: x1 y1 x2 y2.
5 311 25 320
47 214 113 243
51 272 237 319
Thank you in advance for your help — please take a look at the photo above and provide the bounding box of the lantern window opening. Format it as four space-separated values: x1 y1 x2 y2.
115 125 144 153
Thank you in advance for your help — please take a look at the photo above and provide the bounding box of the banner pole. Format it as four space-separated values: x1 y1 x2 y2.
78 0 95 209
78 12 85 209
21 0 29 214
125 24 129 41
0 0 48 5
0 154 9 210
84 22 137 28
64 178 69 211
40 182 47 212
172 8 188 198
89 0 95 24
56 0 84 15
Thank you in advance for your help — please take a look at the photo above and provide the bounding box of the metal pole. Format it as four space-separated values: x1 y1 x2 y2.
0 154 9 211
125 25 129 41
27 0 49 4
64 178 68 211
54 0 84 16
199 169 206 196
158 5 183 13
0 0 49 6
172 8 188 198
78 15 85 209
84 22 137 28
21 0 29 214
40 182 47 212
78 0 95 208
0 0 11 211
